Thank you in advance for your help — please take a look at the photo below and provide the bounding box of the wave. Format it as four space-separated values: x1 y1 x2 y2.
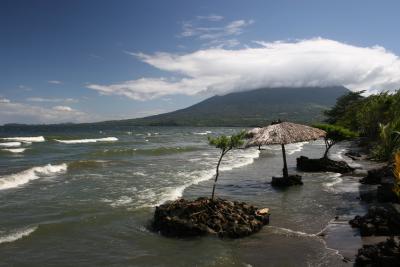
286 142 308 155
1 136 45 142
68 160 107 170
323 173 343 188
0 163 67 190
2 148 26 153
55 137 118 144
0 226 37 244
330 148 347 161
155 148 261 206
266 226 316 237
193 131 212 135
220 148 260 171
133 171 146 176
263 142 308 155
91 146 202 157
0 142 21 147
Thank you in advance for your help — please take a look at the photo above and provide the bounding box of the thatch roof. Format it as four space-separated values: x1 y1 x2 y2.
246 122 326 147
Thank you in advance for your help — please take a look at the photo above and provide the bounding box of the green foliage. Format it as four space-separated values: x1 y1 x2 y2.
324 91 365 126
325 90 400 141
208 131 246 200
372 120 400 161
208 131 246 152
324 89 400 161
393 152 400 199
314 124 358 158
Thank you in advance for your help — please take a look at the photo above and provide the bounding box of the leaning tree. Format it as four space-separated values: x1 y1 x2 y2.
314 124 358 159
208 131 245 200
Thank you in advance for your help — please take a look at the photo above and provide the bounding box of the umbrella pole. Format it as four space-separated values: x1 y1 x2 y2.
281 144 289 179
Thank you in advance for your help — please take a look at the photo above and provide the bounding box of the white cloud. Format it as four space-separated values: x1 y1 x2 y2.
52 105 74 112
196 14 224 22
48 80 62 84
180 16 253 48
0 100 91 125
0 98 10 103
26 97 78 103
87 38 400 100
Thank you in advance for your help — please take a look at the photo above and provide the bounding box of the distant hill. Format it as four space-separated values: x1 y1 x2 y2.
1 86 350 130
107 86 349 127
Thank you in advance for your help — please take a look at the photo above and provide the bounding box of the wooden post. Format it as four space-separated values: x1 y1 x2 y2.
281 144 289 179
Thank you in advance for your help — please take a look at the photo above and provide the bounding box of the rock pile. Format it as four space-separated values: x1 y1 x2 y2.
349 205 400 236
355 237 400 266
296 156 354 173
152 197 270 238
271 175 303 187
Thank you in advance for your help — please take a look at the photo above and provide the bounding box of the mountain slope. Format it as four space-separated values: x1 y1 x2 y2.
117 86 349 127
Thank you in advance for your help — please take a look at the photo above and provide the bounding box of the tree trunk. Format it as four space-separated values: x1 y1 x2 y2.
211 150 226 200
323 140 333 159
281 144 288 179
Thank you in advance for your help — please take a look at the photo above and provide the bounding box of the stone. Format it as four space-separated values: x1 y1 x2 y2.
355 238 400 267
296 156 354 173
377 183 399 203
271 175 303 187
360 165 393 185
349 204 400 236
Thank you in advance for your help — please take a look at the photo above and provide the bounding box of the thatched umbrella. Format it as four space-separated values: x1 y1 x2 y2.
246 121 326 179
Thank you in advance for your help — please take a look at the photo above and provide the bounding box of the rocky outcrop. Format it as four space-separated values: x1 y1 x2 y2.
355 237 400 267
296 156 354 173
152 198 270 238
349 205 400 236
271 175 303 187
360 165 393 185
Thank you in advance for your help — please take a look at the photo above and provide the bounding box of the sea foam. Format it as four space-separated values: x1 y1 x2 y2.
0 226 37 244
2 148 26 153
55 137 118 144
0 163 67 190
155 148 261 206
0 142 22 147
1 136 45 142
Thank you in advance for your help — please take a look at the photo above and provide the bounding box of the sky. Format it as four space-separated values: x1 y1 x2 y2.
1 0 400 125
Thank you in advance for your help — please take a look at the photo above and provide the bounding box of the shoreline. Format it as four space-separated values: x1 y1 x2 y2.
177 140 383 265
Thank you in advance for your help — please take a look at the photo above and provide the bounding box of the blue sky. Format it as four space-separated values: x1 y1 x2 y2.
1 0 400 124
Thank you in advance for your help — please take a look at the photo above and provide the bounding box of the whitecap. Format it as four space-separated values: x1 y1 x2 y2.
220 148 260 171
110 196 133 207
0 226 37 244
193 130 212 135
323 173 343 188
286 141 308 155
2 148 26 153
154 148 261 206
330 148 347 161
1 136 45 142
55 137 118 144
0 163 67 190
0 142 21 148
133 171 146 177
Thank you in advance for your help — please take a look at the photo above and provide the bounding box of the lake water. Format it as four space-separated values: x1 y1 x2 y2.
0 126 373 266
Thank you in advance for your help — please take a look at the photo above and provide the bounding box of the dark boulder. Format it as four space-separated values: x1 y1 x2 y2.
152 198 270 238
296 156 354 173
271 175 303 187
355 237 400 267
349 205 400 236
377 183 399 203
360 165 393 185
